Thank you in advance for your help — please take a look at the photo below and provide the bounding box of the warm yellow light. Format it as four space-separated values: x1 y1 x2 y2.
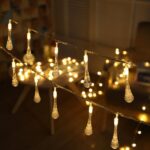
75 62 79 66
138 113 148 122
80 79 84 84
68 72 73 76
89 88 93 92
54 43 58 55
115 48 120 55
73 73 78 78
67 66 71 71
114 62 119 67
98 90 103 95
88 92 93 98
91 83 94 87
99 83 103 87
120 146 130 150
142 105 146 111
27 30 31 40
48 58 53 63
84 51 88 63
53 87 57 99
69 77 74 82
97 71 102 76
85 101 90 105
105 59 110 64
8 20 12 30
50 62 54 67
144 61 150 67
114 114 119 126
122 50 127 55
123 64 129 76
137 130 142 135
93 93 97 97
132 143 136 148
89 103 93 114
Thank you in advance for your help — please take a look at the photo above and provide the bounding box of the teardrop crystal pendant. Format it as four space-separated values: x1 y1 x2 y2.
83 51 91 88
84 103 93 136
6 19 13 50
12 59 18 87
34 75 41 103
53 43 59 78
23 29 35 65
51 87 59 119
111 114 119 149
124 80 134 103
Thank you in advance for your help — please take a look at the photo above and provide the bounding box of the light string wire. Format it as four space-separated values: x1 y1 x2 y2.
3 19 135 66
0 46 149 127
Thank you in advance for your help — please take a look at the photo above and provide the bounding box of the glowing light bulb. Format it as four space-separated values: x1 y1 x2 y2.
83 51 91 88
53 42 59 78
142 105 146 111
105 59 110 64
122 50 127 55
124 80 134 103
111 114 119 149
84 103 93 136
124 63 134 103
132 143 136 148
52 87 59 119
137 130 142 135
97 71 102 76
11 59 18 87
115 48 120 55
23 29 35 65
6 19 13 50
34 74 41 103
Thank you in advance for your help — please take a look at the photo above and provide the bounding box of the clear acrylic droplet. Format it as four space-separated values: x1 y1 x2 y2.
23 53 35 65
51 99 59 119
84 119 93 136
124 81 134 103
34 86 41 103
6 37 13 50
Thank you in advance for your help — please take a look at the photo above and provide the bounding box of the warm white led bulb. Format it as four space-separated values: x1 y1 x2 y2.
53 87 57 99
84 51 88 63
89 103 93 114
27 29 31 40
8 20 12 31
54 43 58 55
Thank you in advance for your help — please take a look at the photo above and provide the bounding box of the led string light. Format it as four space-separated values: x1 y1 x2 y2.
84 102 93 136
34 73 41 103
6 19 13 50
53 42 60 78
0 46 149 150
51 87 59 119
111 113 119 149
0 19 149 149
124 63 134 103
23 28 35 65
83 50 91 88
11 58 18 87
0 46 149 125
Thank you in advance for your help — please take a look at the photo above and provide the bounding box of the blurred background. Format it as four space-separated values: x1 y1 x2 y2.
0 0 150 150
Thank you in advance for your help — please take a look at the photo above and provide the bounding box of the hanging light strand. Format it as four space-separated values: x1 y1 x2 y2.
83 50 91 88
53 42 59 78
23 28 35 65
51 87 59 119
11 58 18 87
6 19 13 50
34 74 41 103
124 63 134 103
111 113 119 149
84 102 93 136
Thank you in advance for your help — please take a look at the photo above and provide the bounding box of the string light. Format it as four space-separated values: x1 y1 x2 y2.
53 42 60 78
124 63 134 103
84 103 93 136
111 113 119 149
23 28 35 65
83 50 91 88
142 105 146 111
34 74 41 103
52 87 59 119
131 143 136 148
6 19 13 50
11 58 18 87
115 48 120 55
